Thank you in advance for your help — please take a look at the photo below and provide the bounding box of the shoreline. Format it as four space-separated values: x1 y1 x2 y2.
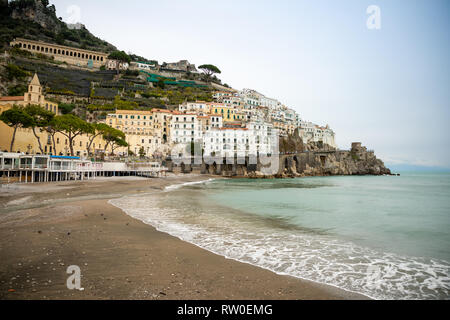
0 174 368 300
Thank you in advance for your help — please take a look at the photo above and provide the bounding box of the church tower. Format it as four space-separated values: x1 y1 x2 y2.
24 73 44 105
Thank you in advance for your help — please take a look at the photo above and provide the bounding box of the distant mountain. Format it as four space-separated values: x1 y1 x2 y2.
0 0 116 53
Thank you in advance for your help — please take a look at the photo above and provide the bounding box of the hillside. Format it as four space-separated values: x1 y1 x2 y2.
0 0 116 53
0 0 220 123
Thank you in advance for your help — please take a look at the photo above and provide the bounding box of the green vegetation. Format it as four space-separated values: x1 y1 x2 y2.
51 114 92 156
46 88 76 95
108 50 131 64
24 104 55 153
198 64 221 77
139 146 146 159
0 105 34 151
59 103 76 114
0 0 116 52
102 126 127 155
5 63 30 81
86 96 139 112
7 84 27 96
143 87 213 105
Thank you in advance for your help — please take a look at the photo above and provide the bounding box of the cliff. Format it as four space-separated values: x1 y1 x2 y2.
0 0 116 52
248 142 392 179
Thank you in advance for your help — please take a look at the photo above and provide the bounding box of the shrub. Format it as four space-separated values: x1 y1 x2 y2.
59 103 76 114
5 64 30 80
7 84 27 96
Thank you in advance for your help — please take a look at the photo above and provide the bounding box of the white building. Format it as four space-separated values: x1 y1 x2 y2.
170 113 202 144
259 96 280 109
178 101 210 114
298 120 336 148
131 61 157 71
106 59 129 71
202 120 275 158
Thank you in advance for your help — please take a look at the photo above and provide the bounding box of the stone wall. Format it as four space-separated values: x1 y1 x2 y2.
166 142 392 178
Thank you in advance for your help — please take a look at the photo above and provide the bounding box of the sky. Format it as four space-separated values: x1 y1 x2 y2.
49 0 450 168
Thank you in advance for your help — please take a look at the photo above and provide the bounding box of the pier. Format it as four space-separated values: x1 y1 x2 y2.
0 152 167 184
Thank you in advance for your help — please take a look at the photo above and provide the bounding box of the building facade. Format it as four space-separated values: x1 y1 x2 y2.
10 38 108 69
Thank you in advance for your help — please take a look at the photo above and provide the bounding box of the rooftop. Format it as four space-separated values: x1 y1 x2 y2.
0 96 24 102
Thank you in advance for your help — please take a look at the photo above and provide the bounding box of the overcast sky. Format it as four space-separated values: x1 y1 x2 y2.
49 0 450 168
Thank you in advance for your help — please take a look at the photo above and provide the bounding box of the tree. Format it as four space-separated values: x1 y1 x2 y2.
59 103 75 114
198 64 221 78
108 50 131 64
45 123 58 155
0 105 33 152
138 146 145 159
52 114 91 156
24 104 55 154
156 78 165 89
108 50 131 74
102 126 126 155
110 138 128 155
86 123 111 156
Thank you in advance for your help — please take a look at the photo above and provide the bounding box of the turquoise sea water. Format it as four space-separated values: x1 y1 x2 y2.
110 173 450 299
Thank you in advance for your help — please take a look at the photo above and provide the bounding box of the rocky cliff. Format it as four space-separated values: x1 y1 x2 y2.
1 0 116 52
248 142 392 179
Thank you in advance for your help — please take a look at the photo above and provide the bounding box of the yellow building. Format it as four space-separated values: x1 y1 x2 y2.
104 108 173 157
0 73 58 113
208 103 244 122
0 74 106 156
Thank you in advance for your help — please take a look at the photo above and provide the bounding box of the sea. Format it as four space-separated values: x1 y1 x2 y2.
109 172 450 300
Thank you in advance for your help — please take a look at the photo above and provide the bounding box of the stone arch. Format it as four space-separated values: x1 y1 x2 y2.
293 156 299 173
284 157 289 171
320 155 326 166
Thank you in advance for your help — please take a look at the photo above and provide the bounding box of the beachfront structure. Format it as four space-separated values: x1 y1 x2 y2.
10 38 108 69
0 152 166 184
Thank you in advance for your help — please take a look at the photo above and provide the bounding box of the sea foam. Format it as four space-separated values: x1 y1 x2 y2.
109 187 450 300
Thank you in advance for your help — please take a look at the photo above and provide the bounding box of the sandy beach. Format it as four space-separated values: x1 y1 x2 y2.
0 174 367 300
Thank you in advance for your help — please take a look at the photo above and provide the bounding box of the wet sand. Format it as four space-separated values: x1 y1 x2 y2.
0 174 368 300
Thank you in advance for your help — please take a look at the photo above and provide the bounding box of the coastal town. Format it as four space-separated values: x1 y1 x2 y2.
3 0 448 306
0 37 338 179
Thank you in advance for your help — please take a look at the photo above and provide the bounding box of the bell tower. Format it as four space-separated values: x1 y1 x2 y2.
24 73 44 105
